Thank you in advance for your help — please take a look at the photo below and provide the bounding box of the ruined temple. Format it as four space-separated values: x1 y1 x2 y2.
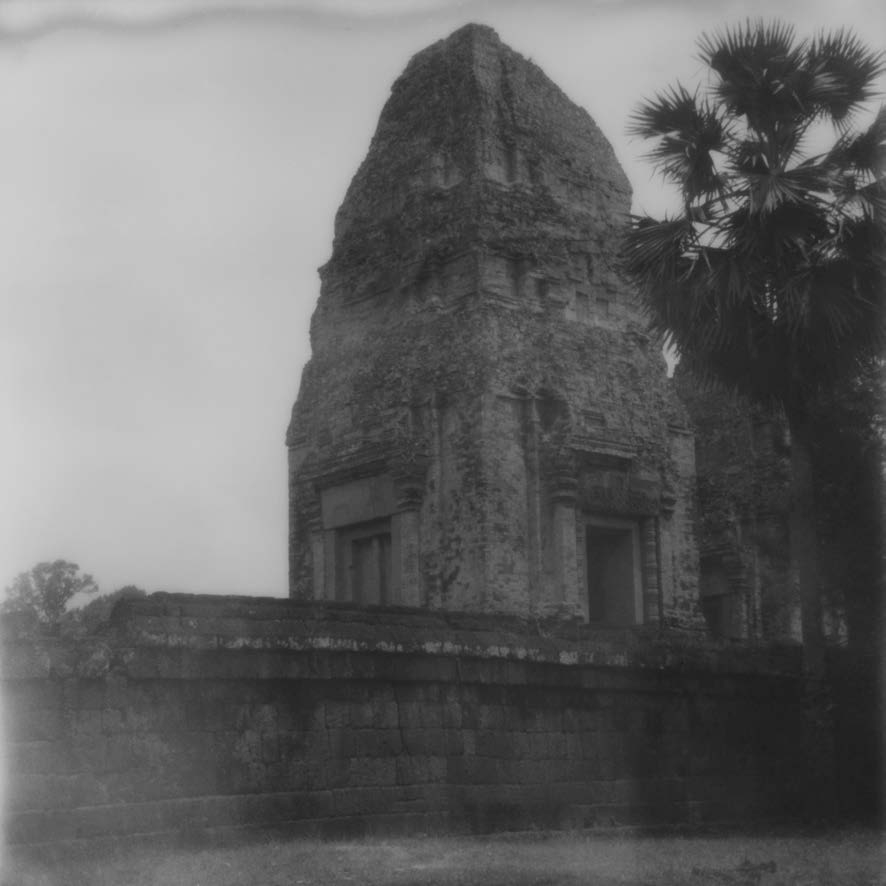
5 25 873 847
287 24 701 628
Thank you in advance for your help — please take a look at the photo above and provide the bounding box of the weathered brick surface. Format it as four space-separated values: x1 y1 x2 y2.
286 24 701 626
0 595 847 844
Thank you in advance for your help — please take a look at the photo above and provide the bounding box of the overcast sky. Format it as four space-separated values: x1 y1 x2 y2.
1 0 883 600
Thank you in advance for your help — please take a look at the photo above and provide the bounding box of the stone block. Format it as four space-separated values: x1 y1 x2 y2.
0 643 52 680
212 616 255 638
463 755 504 785
5 680 64 713
401 728 447 757
348 756 397 788
324 704 350 729
115 648 155 679
279 726 328 762
259 790 335 823
350 700 380 728
520 707 561 733
65 772 110 807
281 759 327 792
8 740 64 774
612 704 646 733
427 756 448 782
277 696 325 733
564 732 583 761
231 729 262 766
451 784 534 833
325 753 351 789
7 704 64 743
375 700 401 730
475 730 515 759
228 760 267 794
443 729 464 756
442 699 463 729
101 707 125 734
260 733 280 763
396 756 430 785
332 785 398 817
476 704 506 731
69 734 107 772
596 733 627 775
352 728 402 757
72 708 104 738
104 733 134 772
6 772 59 811
5 810 50 845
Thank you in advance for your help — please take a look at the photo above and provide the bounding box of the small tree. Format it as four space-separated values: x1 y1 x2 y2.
2 560 99 627
623 20 885 671
61 584 146 637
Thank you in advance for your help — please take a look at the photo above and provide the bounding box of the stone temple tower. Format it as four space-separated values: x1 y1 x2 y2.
287 24 700 627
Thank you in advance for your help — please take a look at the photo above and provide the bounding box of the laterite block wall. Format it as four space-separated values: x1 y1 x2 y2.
2 594 836 844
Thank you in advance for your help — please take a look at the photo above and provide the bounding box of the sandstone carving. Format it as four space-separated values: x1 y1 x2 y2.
287 24 701 627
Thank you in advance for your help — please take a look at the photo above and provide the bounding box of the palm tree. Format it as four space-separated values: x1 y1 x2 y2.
623 20 885 672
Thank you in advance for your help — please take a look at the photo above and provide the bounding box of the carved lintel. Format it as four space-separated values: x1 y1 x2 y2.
550 474 578 505
660 491 677 517
303 498 323 532
308 515 324 534
395 482 424 512
391 450 429 508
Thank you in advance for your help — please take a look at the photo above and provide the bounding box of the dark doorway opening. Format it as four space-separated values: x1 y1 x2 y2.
585 524 638 625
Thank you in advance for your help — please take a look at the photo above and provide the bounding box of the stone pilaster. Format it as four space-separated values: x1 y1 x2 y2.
641 517 661 625
308 511 326 602
549 472 582 618
395 482 424 607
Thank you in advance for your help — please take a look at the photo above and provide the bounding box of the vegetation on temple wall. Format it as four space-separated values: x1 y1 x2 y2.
59 584 147 638
623 20 885 669
810 358 884 653
1 561 146 637
2 559 98 628
678 363 882 650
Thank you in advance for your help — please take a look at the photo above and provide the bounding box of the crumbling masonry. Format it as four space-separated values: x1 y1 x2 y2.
287 24 701 629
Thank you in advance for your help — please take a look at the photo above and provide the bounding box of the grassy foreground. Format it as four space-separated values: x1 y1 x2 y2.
3 828 883 886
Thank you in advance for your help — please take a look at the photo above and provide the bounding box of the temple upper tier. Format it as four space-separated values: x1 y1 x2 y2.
286 24 701 627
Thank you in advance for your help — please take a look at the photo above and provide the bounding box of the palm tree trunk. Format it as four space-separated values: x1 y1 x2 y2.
788 416 824 675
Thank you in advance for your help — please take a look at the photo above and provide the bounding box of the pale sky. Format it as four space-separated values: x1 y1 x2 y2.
1 0 883 599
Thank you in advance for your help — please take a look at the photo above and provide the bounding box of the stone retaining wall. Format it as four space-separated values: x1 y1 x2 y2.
2 594 839 844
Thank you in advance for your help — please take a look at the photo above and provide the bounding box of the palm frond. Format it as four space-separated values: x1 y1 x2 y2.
835 215 886 268
824 105 886 175
806 30 886 122
854 178 886 219
627 87 729 200
721 200 831 272
624 19 885 413
797 260 886 384
825 172 886 223
622 215 694 283
627 83 699 140
744 165 837 215
698 20 808 130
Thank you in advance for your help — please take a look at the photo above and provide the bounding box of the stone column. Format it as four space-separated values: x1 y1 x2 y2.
395 482 424 608
308 512 326 602
550 474 581 618
640 517 661 625
656 493 677 625
522 396 543 610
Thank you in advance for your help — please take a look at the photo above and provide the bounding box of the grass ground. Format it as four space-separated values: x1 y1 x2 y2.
3 828 883 886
